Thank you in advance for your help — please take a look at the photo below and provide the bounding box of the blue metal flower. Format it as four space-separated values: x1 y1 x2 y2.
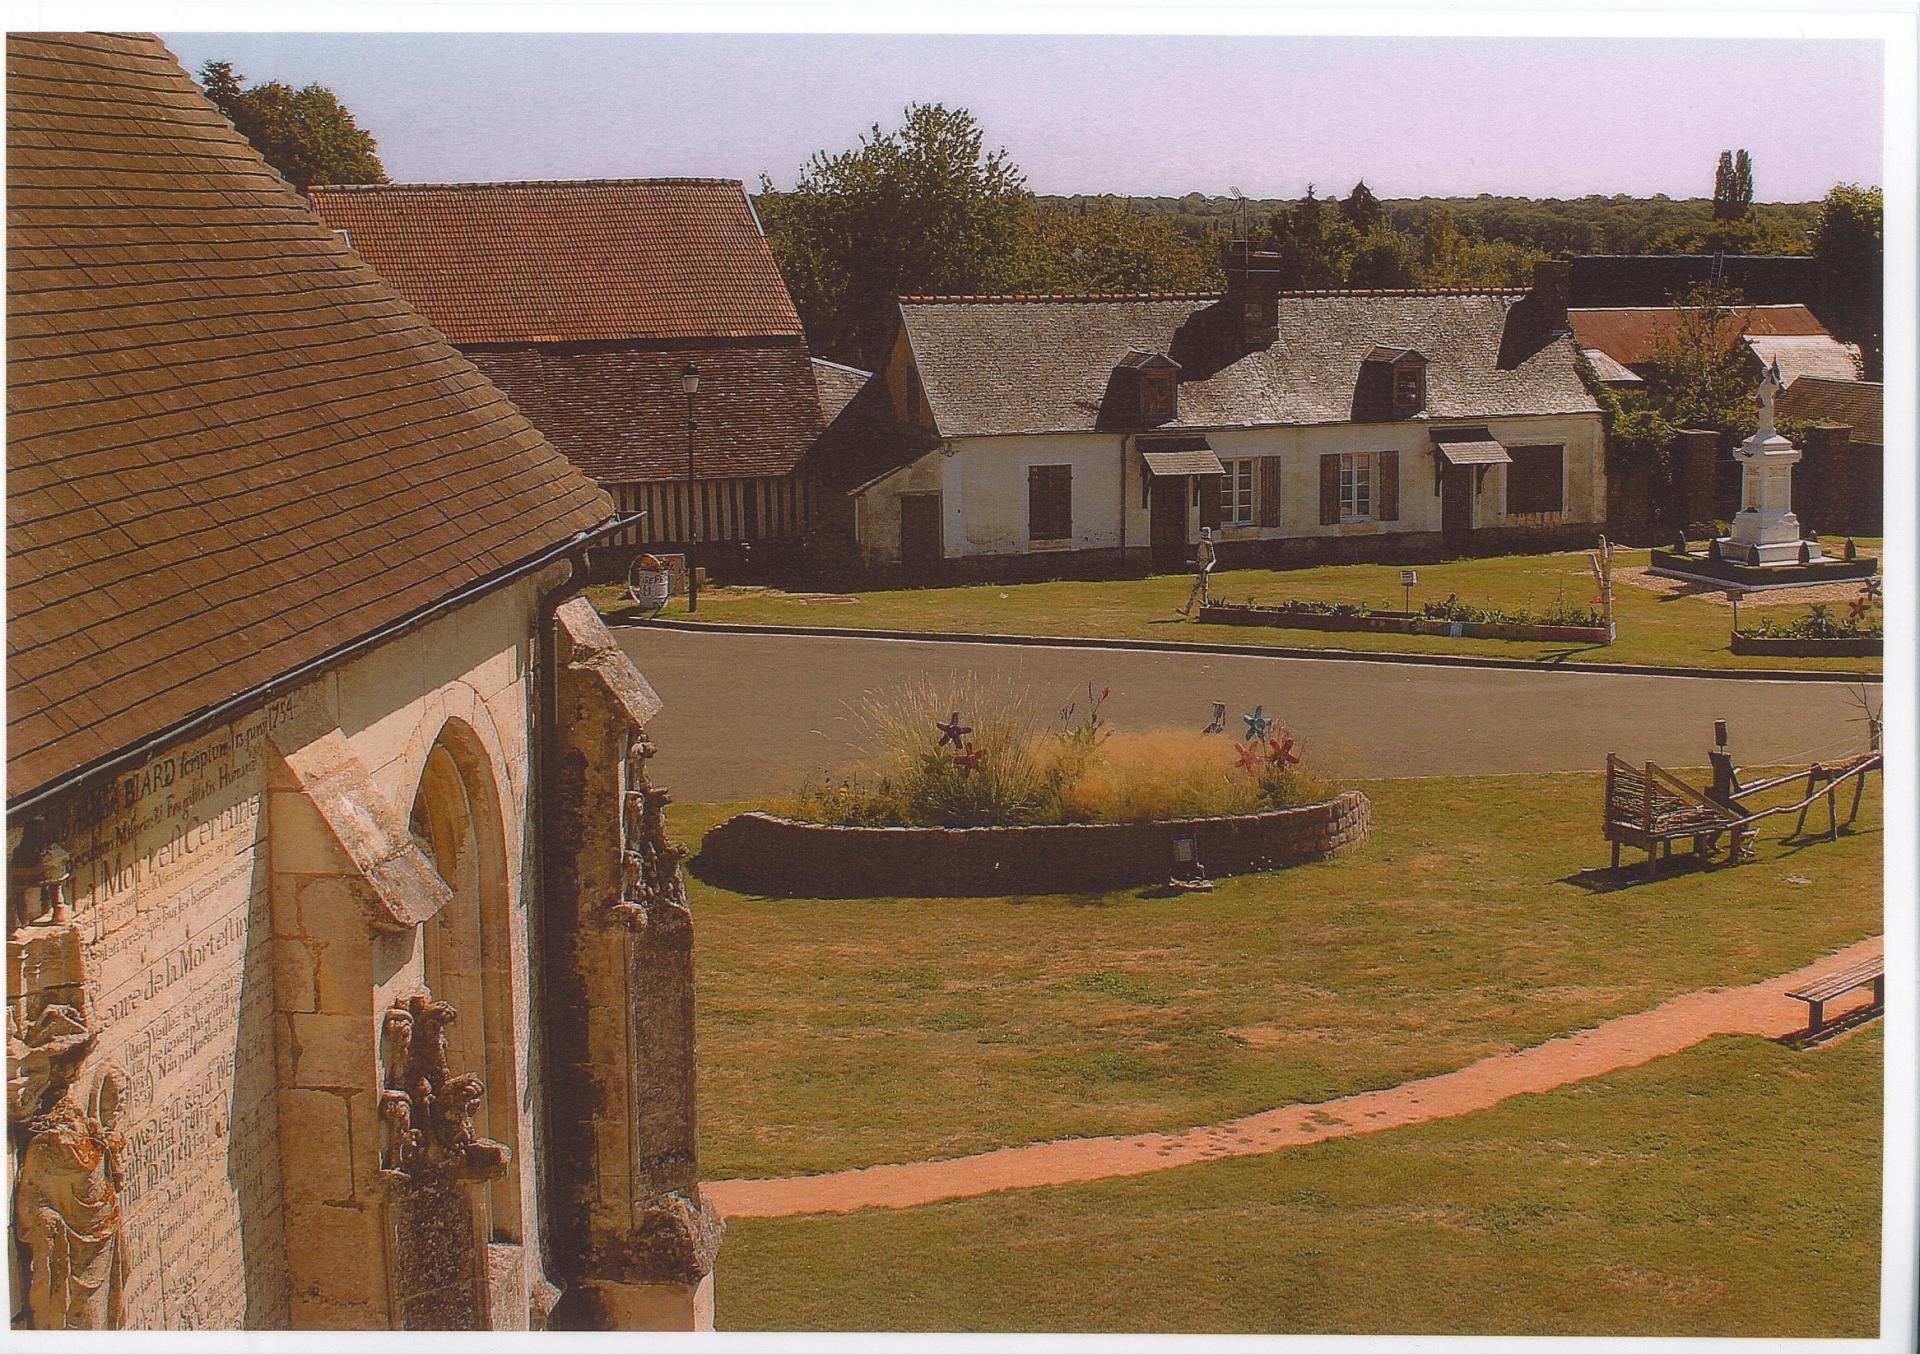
1242 706 1272 741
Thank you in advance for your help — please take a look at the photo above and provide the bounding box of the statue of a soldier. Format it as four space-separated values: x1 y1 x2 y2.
1179 526 1217 617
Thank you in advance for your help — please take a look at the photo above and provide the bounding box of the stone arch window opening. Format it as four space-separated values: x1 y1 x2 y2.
406 724 521 1246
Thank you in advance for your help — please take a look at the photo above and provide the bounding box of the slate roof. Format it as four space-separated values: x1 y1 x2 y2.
1581 348 1642 384
308 178 802 345
802 368 939 495
7 32 611 802
1745 334 1861 386
466 342 825 482
1568 304 1836 368
897 291 1598 439
811 357 872 426
1777 377 1884 447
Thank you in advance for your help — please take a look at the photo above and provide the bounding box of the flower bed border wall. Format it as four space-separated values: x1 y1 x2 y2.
1197 604 1609 645
1729 633 1883 657
695 791 1373 898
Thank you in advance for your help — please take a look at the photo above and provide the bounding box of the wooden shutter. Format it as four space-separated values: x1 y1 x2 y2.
1028 464 1072 540
1506 445 1563 515
1378 450 1400 521
1257 457 1284 527
1319 454 1340 525
1198 473 1222 529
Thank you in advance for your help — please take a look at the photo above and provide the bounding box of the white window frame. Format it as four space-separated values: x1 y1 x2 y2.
1223 458 1256 526
1339 452 1375 523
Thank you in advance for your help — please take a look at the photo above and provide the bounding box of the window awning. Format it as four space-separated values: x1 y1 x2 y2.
1140 436 1225 477
1433 428 1513 466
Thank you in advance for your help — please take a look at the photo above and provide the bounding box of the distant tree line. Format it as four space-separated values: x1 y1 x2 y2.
181 71 1878 380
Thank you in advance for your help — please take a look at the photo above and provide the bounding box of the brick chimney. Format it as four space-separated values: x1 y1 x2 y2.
1531 259 1571 334
1222 241 1284 346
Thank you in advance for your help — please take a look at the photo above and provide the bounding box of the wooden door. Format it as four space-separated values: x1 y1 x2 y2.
899 493 942 570
1441 464 1473 546
1150 476 1187 570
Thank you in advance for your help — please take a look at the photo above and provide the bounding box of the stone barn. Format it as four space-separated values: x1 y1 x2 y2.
7 32 717 1331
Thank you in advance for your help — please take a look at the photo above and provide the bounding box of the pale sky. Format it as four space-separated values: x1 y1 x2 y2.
157 32 1884 201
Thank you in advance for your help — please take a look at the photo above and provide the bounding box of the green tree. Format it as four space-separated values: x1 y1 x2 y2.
1347 228 1416 287
1642 283 1757 438
1011 198 1219 294
196 60 385 191
1262 187 1361 288
757 103 1030 366
1712 149 1754 221
1811 182 1883 379
1339 180 1386 233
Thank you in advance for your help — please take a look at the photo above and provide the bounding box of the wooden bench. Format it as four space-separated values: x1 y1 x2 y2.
1785 956 1885 1037
1604 755 1740 878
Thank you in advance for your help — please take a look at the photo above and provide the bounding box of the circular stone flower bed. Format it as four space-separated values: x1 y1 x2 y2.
696 791 1372 898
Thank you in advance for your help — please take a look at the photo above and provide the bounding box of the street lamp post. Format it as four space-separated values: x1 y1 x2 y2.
681 363 699 613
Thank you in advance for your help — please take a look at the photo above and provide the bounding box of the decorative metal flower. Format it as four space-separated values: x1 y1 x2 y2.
1234 742 1262 771
1242 706 1273 741
935 712 973 749
1268 736 1300 767
953 743 983 775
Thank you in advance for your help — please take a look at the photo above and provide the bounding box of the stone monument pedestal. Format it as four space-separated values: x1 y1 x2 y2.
1647 362 1876 592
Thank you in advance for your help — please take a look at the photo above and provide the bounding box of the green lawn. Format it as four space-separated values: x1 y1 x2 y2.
715 1029 1882 1336
685 770 1882 1181
605 541 1882 674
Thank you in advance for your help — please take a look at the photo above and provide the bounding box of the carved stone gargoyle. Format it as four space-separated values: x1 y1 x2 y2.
377 994 510 1185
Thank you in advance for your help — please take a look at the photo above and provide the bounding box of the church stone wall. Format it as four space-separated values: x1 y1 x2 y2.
10 569 564 1331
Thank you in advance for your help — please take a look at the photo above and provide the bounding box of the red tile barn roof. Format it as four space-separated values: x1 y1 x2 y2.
307 178 804 345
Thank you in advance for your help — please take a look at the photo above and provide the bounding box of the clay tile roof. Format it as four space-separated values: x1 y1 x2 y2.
897 292 1597 438
464 343 825 482
7 32 612 801
308 178 803 344
1777 377 1883 446
1567 304 1836 368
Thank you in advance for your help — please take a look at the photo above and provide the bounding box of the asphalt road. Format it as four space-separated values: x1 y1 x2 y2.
614 627 1882 803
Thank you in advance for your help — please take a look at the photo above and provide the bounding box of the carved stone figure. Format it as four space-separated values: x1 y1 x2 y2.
14 1070 129 1330
377 994 509 1184
617 737 690 931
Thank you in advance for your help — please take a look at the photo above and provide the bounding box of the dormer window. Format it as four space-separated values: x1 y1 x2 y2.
1113 349 1181 426
1361 345 1428 419
1141 370 1175 419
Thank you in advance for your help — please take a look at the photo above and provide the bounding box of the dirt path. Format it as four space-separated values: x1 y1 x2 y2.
704 936 1883 1220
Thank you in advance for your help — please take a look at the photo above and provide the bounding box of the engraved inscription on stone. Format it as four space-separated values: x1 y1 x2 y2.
15 699 300 1329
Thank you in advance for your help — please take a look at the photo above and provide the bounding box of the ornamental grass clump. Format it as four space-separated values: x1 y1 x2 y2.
772 680 1333 827
781 676 1058 827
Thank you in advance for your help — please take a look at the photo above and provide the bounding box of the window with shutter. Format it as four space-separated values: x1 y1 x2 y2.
1319 455 1340 525
1221 459 1256 525
1338 453 1374 521
1378 450 1400 521
1028 464 1073 541
1506 445 1564 515
1257 457 1284 527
